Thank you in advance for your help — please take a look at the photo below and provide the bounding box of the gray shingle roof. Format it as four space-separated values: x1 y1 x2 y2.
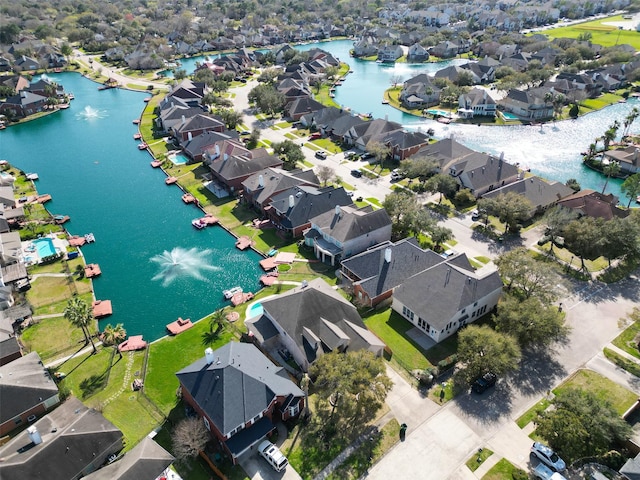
482 176 573 210
258 278 385 364
309 205 391 244
242 168 319 207
340 238 446 298
0 396 122 480
211 152 283 181
394 260 503 331
0 351 59 426
415 138 475 169
176 342 303 436
269 186 353 230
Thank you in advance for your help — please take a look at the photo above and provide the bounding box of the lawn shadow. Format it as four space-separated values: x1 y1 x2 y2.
510 348 567 397
79 369 109 399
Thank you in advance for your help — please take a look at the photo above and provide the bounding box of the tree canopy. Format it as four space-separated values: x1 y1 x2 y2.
171 417 211 462
478 192 533 233
271 140 305 169
309 350 392 437
535 388 632 463
64 297 96 354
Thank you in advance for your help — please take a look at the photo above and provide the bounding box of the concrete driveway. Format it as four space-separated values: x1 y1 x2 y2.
239 451 302 480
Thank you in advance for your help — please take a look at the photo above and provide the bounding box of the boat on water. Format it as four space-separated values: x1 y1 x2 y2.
26 173 38 180
637 195 640 204
192 218 206 229
59 104 70 109
84 233 95 243
223 286 242 300
53 214 70 224
138 143 148 150
133 133 141 140
132 119 140 124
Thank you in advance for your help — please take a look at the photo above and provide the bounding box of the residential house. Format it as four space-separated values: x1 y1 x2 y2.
370 129 430 161
499 89 554 120
343 118 403 151
82 436 174 480
176 342 305 464
556 189 630 220
481 176 574 217
242 167 320 212
13 55 40 72
448 152 520 197
604 146 640 175
407 43 430 62
340 238 447 307
182 130 240 163
458 88 497 118
245 278 386 372
299 106 345 130
208 148 283 194
155 103 205 134
377 45 404 62
392 256 503 343
304 204 392 265
429 41 461 58
286 97 325 121
323 114 367 143
0 352 60 436
170 114 226 145
0 231 28 285
353 37 378 57
399 74 441 108
267 185 353 237
414 137 475 171
0 91 47 118
163 79 207 108
500 52 532 72
0 396 123 480
434 65 481 85
0 336 21 366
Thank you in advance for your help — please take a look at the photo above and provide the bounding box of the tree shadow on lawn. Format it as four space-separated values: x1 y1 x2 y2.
79 369 109 399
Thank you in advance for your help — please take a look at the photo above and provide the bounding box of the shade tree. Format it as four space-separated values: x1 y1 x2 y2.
478 192 533 233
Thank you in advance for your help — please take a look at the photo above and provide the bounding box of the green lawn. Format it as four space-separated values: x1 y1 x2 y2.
604 347 640 378
466 447 494 472
538 15 640 50
362 308 457 373
536 243 609 272
482 458 526 480
516 399 551 429
21 314 95 362
553 369 637 416
611 308 640 359
312 138 342 153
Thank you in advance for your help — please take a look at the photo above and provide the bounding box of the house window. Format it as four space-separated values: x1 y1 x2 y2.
289 403 300 417
13 417 22 425
252 413 262 424
203 416 211 431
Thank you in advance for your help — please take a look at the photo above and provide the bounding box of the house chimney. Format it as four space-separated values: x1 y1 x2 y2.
499 151 504 161
634 148 639 162
205 348 215 365
258 174 264 187
187 131 192 141
384 247 392 263
335 205 341 216
289 194 295 208
27 426 42 445
181 115 186 125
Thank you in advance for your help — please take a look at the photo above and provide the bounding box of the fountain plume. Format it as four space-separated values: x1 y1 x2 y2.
150 247 220 286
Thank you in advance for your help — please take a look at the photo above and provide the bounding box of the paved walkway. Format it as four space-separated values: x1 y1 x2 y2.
44 341 103 368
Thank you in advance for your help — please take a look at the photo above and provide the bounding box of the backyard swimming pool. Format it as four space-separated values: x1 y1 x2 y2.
246 302 264 319
170 153 188 165
34 237 57 258
501 112 520 121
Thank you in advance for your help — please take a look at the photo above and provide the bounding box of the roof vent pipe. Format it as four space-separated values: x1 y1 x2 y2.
384 247 392 263
289 195 295 208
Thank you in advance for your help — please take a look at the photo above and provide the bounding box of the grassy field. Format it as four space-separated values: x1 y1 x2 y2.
611 307 640 359
466 447 494 472
482 458 526 479
604 347 640 378
21 313 95 361
538 15 640 50
516 398 551 428
553 369 637 416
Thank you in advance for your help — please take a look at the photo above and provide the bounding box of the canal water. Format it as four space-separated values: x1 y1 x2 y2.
0 73 263 341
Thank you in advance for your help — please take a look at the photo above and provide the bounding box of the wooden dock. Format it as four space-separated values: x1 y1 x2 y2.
235 236 254 250
92 299 112 318
231 291 254 307
85 263 101 278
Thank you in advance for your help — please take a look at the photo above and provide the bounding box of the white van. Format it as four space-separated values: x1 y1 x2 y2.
258 440 288 472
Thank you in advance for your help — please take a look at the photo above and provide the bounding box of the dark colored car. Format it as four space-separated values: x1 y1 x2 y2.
350 169 362 178
471 372 497 393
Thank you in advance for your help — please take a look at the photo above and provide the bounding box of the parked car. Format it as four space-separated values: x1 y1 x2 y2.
344 150 357 159
350 169 362 178
533 463 568 480
531 443 566 472
258 440 288 472
471 372 497 393
309 132 322 140
360 152 374 160
315 151 327 159
391 168 403 181
471 209 480 221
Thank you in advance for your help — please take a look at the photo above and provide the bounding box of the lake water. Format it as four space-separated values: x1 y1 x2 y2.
0 73 263 341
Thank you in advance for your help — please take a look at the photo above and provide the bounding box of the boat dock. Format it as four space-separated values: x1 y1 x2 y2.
235 236 254 250
182 193 196 204
84 263 101 278
165 176 178 185
166 317 193 335
53 215 70 224
260 271 279 286
92 299 112 318
231 291 254 306
118 335 147 352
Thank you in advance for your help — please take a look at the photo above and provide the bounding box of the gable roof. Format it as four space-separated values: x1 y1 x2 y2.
0 396 122 480
415 137 475 169
394 259 503 330
269 185 353 229
556 189 630 220
309 204 391 244
0 351 59 425
210 152 283 181
482 176 573 210
258 279 385 364
176 342 303 436
451 152 519 192
341 238 446 298
242 168 319 206
82 436 173 480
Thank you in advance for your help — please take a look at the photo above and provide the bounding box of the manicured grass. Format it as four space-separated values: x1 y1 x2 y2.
611 308 640 359
466 447 494 472
482 458 526 480
363 308 457 373
314 84 341 108
312 138 342 153
474 256 491 265
27 274 93 312
538 15 640 50
366 197 382 207
516 399 551 429
326 419 400 480
553 369 637 416
275 121 293 128
537 243 609 272
604 347 640 378
21 314 93 361
581 92 624 111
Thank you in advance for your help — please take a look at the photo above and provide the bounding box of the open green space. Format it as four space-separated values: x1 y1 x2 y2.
466 447 494 472
553 369 637 416
21 313 94 361
538 15 640 50
516 399 551 429
481 458 526 479
611 308 640 359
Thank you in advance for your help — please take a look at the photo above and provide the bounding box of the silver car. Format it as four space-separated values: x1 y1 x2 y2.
531 442 566 472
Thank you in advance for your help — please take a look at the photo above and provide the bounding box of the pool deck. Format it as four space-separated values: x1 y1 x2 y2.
21 234 69 265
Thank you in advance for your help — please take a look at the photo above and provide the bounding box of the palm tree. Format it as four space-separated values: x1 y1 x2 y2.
102 323 126 347
621 173 640 207
601 161 621 194
63 297 97 354
602 120 620 153
209 308 226 335
622 107 639 139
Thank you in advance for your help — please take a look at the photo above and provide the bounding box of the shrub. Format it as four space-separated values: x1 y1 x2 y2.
438 354 457 371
